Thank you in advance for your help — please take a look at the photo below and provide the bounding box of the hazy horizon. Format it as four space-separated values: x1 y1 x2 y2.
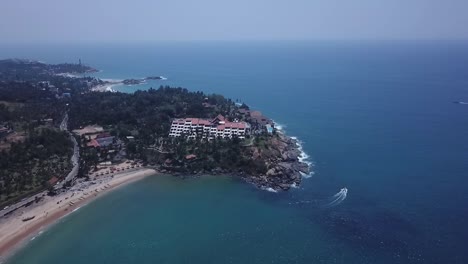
1 0 468 44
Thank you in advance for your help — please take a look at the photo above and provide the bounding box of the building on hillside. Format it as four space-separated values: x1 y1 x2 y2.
48 176 59 186
0 126 10 138
169 115 250 140
72 125 105 140
86 132 115 148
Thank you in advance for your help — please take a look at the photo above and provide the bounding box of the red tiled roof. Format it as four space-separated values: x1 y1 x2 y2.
96 132 112 139
214 114 225 121
48 177 59 185
87 139 100 148
172 118 247 130
250 111 263 117
217 122 246 130
184 118 212 126
185 154 197 160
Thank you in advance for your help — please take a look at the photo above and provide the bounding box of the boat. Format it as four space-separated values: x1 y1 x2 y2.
341 187 348 195
453 101 468 105
22 216 35 222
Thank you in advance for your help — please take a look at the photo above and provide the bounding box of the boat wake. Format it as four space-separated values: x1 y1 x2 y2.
322 188 348 208
289 187 348 208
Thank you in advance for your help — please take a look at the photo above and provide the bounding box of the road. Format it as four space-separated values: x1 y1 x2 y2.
1 113 80 217
0 191 47 218
56 113 80 189
59 113 68 131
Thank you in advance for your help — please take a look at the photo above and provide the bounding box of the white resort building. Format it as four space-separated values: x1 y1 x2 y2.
169 115 250 140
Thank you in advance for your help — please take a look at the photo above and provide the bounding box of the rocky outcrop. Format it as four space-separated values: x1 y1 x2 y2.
145 76 163 80
243 133 310 191
158 132 310 192
122 79 144 85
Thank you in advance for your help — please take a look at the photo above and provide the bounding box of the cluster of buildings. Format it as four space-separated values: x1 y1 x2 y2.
169 115 250 140
73 125 119 150
37 81 72 98
86 132 115 148
0 125 11 138
238 109 273 125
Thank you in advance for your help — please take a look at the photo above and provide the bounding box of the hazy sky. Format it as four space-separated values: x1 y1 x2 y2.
1 0 468 43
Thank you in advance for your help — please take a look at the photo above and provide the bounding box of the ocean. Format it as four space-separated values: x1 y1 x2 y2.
1 41 467 263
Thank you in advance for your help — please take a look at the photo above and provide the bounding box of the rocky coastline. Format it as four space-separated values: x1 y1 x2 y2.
158 132 310 192
243 132 310 191
121 76 164 85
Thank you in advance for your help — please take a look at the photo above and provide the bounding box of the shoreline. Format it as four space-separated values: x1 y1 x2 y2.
91 76 167 93
273 120 313 179
0 168 157 262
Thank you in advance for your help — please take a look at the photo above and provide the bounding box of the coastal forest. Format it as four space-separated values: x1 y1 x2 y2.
0 59 94 207
0 59 308 207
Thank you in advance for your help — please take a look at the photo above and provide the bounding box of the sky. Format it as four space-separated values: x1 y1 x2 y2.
1 0 468 43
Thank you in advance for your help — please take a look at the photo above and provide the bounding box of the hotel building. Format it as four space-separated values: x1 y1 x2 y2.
169 115 250 140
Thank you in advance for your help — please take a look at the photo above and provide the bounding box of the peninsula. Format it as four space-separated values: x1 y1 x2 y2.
0 59 310 258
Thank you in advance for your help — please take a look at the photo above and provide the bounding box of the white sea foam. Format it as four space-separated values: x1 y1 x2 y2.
263 187 278 193
273 121 286 132
293 137 314 178
55 73 80 78
290 182 299 189
105 86 117 93
272 121 313 178
101 78 124 83
30 230 44 241
72 206 81 213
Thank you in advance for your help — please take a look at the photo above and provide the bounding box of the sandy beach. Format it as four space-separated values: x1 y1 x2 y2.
91 83 119 92
0 167 157 261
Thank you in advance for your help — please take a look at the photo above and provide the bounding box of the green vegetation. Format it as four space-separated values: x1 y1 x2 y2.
0 59 96 81
0 59 89 205
0 128 72 206
69 86 256 174
0 58 306 202
69 86 234 139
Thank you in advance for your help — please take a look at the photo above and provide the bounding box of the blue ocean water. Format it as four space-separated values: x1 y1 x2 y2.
1 42 467 263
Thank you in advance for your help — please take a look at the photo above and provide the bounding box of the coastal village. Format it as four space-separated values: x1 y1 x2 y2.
0 60 310 258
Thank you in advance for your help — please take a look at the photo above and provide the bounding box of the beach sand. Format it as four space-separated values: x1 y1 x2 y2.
91 84 118 92
0 168 157 261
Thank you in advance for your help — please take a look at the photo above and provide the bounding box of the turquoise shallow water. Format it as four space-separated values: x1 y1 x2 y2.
1 42 468 263
7 176 338 264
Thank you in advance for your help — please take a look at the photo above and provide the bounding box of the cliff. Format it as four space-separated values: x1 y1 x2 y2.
242 133 310 191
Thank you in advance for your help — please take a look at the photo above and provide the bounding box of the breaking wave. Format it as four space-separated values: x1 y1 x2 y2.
290 136 314 178
273 120 313 179
274 122 286 131
263 187 278 193
101 78 123 83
